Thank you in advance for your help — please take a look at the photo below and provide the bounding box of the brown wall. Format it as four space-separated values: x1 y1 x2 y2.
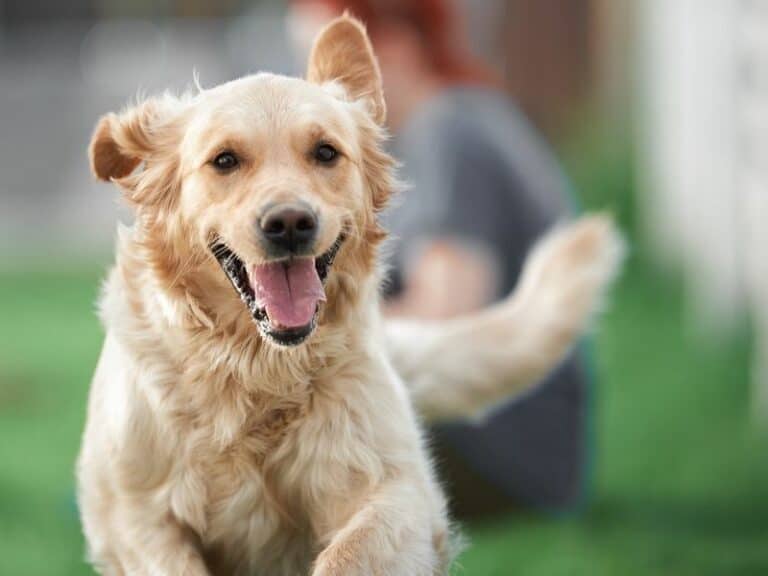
500 0 593 138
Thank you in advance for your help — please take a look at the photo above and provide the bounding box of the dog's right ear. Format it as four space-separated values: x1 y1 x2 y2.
89 97 180 182
307 14 386 125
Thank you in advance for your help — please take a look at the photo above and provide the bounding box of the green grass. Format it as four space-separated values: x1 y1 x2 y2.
1 255 767 575
458 259 768 576
0 267 104 575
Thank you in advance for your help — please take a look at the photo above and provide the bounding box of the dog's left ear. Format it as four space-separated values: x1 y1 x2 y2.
307 14 386 125
89 97 174 182
89 96 184 206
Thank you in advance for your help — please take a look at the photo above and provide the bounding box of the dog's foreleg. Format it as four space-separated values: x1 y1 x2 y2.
87 507 210 576
385 215 624 423
311 479 448 576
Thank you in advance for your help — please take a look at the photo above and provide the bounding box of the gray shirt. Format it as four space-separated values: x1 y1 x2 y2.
383 87 589 511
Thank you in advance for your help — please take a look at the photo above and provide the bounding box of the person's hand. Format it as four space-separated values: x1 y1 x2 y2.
386 238 499 319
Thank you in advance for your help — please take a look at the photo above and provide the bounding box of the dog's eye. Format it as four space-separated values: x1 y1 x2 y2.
212 151 239 172
313 143 338 165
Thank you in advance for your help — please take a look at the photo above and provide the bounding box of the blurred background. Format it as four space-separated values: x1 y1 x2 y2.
1 0 768 574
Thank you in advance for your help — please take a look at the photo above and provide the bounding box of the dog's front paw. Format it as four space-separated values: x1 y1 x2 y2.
311 538 382 576
311 551 362 576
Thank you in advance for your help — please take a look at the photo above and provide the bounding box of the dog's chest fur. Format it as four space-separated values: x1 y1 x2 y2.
157 353 383 575
165 384 313 571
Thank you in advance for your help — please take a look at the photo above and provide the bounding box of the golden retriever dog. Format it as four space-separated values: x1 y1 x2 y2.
77 15 623 576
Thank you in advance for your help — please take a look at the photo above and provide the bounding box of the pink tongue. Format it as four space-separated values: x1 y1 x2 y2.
250 259 325 328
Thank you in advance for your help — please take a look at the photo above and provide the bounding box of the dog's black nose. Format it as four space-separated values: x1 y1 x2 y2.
259 203 318 255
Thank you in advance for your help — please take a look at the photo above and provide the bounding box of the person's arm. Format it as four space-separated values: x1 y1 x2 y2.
385 238 499 319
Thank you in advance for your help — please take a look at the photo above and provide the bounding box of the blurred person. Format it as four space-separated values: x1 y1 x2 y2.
288 0 590 516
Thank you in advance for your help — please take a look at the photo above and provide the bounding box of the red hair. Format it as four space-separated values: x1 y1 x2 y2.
295 0 498 86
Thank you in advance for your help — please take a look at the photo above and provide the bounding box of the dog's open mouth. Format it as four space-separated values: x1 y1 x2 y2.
210 235 344 346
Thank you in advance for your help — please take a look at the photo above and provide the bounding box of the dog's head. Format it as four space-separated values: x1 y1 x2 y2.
90 16 395 347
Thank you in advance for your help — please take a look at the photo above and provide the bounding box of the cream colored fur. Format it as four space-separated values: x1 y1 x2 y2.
389 215 623 423
77 15 623 576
